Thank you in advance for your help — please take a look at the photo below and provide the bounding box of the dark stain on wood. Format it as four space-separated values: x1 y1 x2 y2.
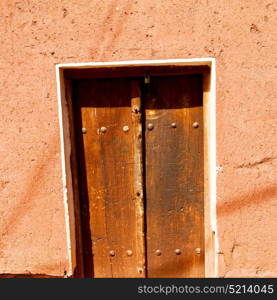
143 75 204 277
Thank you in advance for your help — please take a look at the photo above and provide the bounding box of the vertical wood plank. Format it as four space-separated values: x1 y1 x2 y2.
131 80 146 277
75 78 145 277
144 75 204 277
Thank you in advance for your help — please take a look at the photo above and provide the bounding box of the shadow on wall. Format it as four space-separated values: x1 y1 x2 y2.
217 185 276 216
93 1 134 60
0 136 67 275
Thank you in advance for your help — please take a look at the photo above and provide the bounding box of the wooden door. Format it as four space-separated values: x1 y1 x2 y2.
73 74 204 278
144 75 204 277
74 78 145 277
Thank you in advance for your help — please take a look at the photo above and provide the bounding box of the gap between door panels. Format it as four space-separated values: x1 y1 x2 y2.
140 78 148 278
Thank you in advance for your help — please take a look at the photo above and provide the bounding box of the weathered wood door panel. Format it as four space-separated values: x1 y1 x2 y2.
144 75 204 278
74 78 145 278
74 74 204 278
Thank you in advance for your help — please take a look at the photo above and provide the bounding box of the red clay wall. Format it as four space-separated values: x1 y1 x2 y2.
0 0 276 277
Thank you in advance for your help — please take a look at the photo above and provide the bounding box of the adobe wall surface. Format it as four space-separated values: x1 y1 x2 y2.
0 0 276 277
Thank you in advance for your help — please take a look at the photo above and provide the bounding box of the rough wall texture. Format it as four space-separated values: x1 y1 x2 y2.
0 0 276 277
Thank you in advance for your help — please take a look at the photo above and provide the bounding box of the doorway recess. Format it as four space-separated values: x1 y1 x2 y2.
55 58 217 278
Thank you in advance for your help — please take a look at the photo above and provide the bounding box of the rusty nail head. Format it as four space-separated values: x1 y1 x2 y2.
144 73 150 84
147 123 154 131
192 122 199 128
123 125 129 132
171 123 177 128
126 250 133 256
175 249 181 255
109 250 115 257
100 126 107 133
155 249 161 256
195 248 201 254
81 127 87 134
